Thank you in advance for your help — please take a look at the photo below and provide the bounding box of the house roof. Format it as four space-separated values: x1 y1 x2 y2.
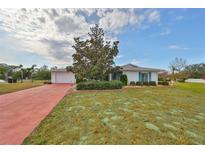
120 64 164 72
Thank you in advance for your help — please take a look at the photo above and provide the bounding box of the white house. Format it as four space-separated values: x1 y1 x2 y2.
51 64 163 84
109 64 163 84
51 69 75 83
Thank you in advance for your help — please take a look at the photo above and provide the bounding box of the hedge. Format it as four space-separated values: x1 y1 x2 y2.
130 81 157 86
136 81 142 86
120 74 128 85
77 80 123 90
130 81 135 86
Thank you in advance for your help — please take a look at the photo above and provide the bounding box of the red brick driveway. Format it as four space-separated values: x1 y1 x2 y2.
0 84 73 144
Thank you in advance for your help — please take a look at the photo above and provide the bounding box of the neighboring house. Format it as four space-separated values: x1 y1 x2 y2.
51 69 75 83
51 64 163 84
109 64 163 84
185 78 205 83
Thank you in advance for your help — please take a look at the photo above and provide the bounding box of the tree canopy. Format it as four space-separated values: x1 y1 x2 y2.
169 57 187 81
72 24 119 81
184 63 205 78
0 63 51 81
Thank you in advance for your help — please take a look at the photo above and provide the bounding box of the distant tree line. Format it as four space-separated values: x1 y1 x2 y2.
159 57 205 81
0 63 51 82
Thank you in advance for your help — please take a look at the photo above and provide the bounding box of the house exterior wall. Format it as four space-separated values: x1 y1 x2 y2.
122 71 158 84
123 71 137 84
51 72 56 83
151 72 158 84
51 71 76 83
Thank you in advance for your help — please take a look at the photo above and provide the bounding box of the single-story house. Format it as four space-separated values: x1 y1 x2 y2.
51 64 163 84
51 68 75 83
109 64 164 84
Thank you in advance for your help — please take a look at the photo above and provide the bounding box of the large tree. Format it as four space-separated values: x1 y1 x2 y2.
72 24 119 81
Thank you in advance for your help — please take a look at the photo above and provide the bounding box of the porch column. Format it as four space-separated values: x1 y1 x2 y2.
139 72 141 82
149 72 151 82
109 73 112 81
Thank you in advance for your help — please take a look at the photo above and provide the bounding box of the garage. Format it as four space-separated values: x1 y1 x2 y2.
51 69 76 83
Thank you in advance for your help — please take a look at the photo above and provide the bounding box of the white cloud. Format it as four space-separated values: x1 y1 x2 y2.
131 59 140 65
98 9 142 34
0 8 91 65
169 44 189 50
0 9 161 66
160 28 171 36
98 9 160 34
147 10 160 23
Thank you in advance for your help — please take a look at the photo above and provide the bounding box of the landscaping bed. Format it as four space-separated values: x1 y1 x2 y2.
23 84 205 144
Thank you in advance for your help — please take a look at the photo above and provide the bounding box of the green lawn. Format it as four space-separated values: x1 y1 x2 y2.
175 82 205 94
0 80 44 95
23 84 205 145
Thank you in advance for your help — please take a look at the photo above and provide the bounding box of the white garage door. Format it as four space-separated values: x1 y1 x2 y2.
55 72 75 83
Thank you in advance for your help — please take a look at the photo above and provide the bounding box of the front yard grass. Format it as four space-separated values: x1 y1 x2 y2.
23 84 205 144
175 82 205 94
0 80 44 95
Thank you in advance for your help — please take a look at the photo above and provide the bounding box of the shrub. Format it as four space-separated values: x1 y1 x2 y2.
136 81 142 86
149 81 156 86
44 81 52 84
178 78 186 82
158 81 169 85
143 82 149 86
77 80 123 90
120 74 128 85
130 81 136 86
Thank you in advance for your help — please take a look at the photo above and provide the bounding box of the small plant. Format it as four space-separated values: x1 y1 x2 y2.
158 81 169 85
143 82 149 86
136 81 142 86
120 74 128 85
130 81 136 86
149 81 156 86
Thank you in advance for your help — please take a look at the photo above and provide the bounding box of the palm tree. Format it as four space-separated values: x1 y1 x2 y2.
31 64 37 82
19 64 23 83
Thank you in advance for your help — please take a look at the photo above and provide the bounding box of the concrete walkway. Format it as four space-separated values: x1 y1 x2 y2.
0 84 73 144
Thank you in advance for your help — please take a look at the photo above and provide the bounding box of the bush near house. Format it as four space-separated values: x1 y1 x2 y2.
77 80 123 90
130 81 156 86
143 81 149 86
149 81 157 86
158 81 169 85
120 74 128 85
130 81 136 86
136 81 142 86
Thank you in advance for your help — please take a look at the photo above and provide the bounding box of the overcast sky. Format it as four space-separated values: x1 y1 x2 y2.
0 8 204 69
